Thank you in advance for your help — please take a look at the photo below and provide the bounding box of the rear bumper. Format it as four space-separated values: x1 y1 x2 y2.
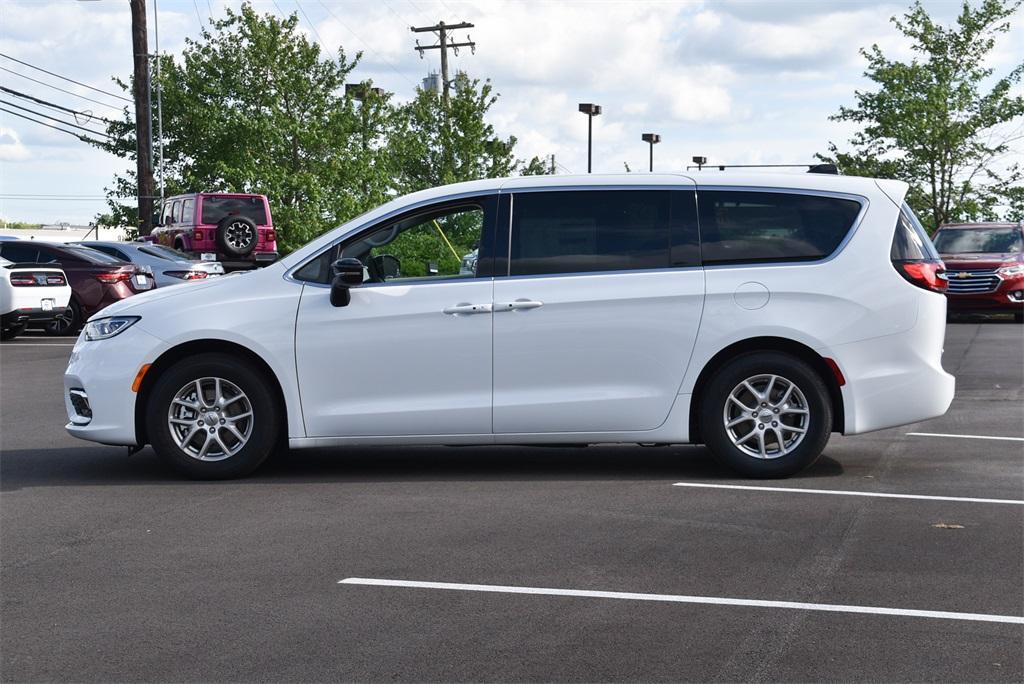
828 293 955 435
2 306 67 326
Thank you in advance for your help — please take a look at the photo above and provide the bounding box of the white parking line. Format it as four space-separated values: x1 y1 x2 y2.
671 482 1024 505
907 432 1024 443
338 577 1024 625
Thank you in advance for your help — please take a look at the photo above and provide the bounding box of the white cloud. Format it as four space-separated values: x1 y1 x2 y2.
0 127 31 162
0 0 1019 222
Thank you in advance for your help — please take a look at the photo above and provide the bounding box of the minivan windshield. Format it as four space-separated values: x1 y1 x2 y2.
933 227 1022 254
201 196 267 226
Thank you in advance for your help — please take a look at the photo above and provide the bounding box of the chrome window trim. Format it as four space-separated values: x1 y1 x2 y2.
287 184 871 285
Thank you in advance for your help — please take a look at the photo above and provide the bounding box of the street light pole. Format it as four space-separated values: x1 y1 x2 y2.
641 133 661 172
578 103 602 173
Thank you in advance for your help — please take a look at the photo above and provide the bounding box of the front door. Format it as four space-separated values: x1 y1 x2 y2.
294 197 497 438
492 187 705 434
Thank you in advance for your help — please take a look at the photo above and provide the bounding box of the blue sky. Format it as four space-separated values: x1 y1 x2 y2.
0 0 1020 224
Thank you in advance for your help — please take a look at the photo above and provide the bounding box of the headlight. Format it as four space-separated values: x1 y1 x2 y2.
83 316 140 341
997 264 1024 278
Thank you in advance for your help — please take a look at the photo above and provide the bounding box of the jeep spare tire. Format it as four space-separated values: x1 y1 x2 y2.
216 215 258 257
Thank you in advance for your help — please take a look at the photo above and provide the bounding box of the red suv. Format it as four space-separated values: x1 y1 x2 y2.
932 221 1024 322
151 193 278 269
0 240 156 335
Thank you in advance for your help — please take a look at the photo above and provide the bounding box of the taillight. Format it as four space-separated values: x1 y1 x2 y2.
896 260 947 293
46 274 66 286
165 270 209 280
95 270 132 284
9 274 37 286
267 230 276 241
194 230 204 240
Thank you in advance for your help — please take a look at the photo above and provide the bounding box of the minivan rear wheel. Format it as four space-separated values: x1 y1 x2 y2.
146 353 279 479
699 352 832 478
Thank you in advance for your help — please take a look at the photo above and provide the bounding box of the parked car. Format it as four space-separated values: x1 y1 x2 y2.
63 173 954 480
149 192 279 269
932 221 1024 322
72 241 224 288
0 240 155 335
0 256 71 340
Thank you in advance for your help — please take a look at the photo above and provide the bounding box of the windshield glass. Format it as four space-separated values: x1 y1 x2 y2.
933 227 1022 254
201 196 268 225
140 244 190 261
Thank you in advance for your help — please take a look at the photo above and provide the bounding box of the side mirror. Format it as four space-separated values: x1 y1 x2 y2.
330 258 364 307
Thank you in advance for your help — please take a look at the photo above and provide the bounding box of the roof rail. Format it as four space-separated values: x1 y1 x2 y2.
685 162 839 175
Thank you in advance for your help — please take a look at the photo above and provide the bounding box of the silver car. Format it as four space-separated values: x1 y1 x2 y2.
72 241 225 288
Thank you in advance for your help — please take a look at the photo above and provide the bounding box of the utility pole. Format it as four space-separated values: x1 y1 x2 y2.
411 21 475 111
129 0 155 235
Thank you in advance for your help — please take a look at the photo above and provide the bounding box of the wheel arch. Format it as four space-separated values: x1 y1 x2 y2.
687 336 845 443
135 338 289 447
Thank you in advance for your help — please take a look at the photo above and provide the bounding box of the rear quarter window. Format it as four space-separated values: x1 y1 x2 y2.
891 203 940 261
698 190 863 265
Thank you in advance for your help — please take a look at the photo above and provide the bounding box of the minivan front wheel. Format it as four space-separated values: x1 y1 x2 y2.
146 353 279 479
700 352 832 478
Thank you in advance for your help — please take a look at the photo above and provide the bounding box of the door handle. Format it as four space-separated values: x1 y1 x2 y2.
443 303 492 315
496 299 544 312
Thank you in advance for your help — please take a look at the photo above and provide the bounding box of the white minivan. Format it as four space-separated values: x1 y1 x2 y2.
64 173 954 479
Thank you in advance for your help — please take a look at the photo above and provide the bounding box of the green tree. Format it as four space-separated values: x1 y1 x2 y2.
96 4 384 252
819 0 1024 232
388 72 550 194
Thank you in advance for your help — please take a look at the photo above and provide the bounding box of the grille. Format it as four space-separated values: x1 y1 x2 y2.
945 269 1000 294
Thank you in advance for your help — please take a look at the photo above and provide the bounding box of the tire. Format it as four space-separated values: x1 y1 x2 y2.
0 323 26 341
146 353 280 479
699 352 832 478
216 216 258 257
45 299 81 337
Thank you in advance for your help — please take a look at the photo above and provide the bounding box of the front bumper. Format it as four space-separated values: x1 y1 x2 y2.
64 324 166 446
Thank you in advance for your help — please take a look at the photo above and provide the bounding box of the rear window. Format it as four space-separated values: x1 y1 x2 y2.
140 244 190 261
891 203 940 261
933 227 1022 254
201 196 268 226
698 191 862 265
56 245 126 265
0 244 39 262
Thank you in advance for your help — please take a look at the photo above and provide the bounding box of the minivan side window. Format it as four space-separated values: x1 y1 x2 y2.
698 191 862 265
509 190 691 276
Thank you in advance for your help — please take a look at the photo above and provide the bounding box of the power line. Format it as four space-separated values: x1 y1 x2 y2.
192 0 205 28
0 99 114 138
0 86 117 126
0 66 126 112
0 107 108 146
293 0 336 62
411 20 476 108
316 0 418 87
0 52 131 102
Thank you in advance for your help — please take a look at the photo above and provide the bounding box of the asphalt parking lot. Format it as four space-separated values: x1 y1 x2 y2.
1 320 1022 682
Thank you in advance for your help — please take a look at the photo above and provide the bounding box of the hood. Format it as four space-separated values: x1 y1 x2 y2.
89 265 279 320
940 252 1022 270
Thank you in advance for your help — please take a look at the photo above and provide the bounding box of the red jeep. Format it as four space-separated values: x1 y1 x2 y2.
932 221 1024 322
152 193 278 268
